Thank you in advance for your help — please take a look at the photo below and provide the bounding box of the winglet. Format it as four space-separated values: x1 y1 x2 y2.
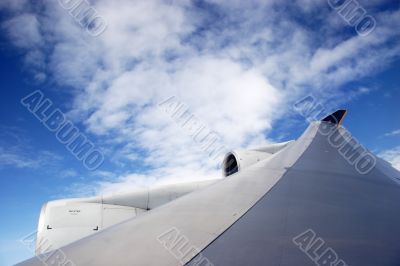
321 109 347 125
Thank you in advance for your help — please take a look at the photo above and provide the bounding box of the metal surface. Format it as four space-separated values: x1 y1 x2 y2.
34 180 217 255
17 121 400 266
17 123 318 266
187 123 400 266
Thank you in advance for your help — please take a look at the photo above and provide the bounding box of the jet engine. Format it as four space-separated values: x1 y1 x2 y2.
223 141 293 177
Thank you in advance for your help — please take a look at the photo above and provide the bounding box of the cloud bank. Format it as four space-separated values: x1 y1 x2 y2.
1 0 399 194
379 146 400 171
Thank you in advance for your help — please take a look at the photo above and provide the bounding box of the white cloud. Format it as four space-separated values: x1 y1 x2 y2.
2 13 42 48
384 129 400 137
0 146 62 169
0 147 39 169
2 12 46 78
379 147 400 171
2 0 399 194
0 0 29 12
0 127 63 170
59 169 79 178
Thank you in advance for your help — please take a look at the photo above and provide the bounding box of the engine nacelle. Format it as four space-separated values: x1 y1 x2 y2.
35 180 217 255
223 141 293 177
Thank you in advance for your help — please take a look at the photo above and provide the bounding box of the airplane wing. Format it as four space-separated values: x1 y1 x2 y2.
17 111 400 266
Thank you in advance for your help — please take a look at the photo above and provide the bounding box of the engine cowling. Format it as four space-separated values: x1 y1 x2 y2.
35 180 217 255
223 141 293 177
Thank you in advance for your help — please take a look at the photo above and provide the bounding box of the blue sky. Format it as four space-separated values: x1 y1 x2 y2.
0 0 399 265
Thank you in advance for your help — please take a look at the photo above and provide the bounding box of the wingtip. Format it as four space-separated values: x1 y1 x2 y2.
321 109 347 125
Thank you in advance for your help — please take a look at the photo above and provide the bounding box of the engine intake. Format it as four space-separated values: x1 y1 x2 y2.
223 141 293 177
